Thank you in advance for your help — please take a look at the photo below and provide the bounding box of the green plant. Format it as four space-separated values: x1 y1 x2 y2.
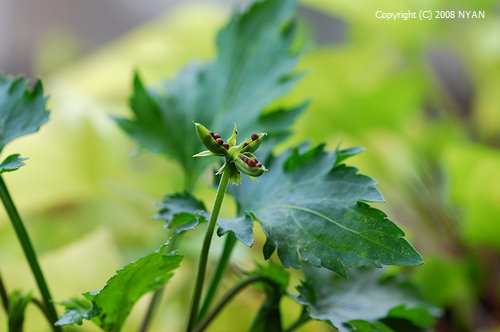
54 1 435 331
0 0 443 331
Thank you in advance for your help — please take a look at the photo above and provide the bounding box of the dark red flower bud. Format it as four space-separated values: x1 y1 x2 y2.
223 143 229 149
243 142 249 147
251 133 259 141
216 138 223 145
256 163 262 168
247 159 256 167
214 133 221 139
209 131 215 138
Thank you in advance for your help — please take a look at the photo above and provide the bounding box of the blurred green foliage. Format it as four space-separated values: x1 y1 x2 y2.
0 0 499 331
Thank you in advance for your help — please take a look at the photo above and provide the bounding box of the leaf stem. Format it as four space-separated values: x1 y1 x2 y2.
186 166 231 331
0 271 9 312
30 296 53 325
0 176 60 331
139 286 164 332
284 306 311 332
197 232 237 321
193 275 278 332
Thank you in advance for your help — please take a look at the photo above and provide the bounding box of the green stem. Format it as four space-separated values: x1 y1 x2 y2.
0 271 9 312
0 176 60 331
284 306 311 332
139 286 164 332
30 296 53 326
193 275 278 332
186 167 231 332
197 232 237 321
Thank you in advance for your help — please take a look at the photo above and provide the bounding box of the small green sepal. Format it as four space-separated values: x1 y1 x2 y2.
227 123 238 147
193 150 219 158
0 154 28 174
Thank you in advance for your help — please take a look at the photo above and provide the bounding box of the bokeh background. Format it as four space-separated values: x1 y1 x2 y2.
1 0 499 331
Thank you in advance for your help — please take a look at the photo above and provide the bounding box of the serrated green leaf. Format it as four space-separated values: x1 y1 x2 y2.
56 248 182 331
154 192 208 233
296 266 438 332
116 0 304 185
55 298 100 326
0 75 50 152
228 143 423 276
217 213 255 247
0 154 27 174
156 192 256 243
7 290 31 332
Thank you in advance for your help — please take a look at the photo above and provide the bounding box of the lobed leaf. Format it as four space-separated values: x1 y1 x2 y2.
296 265 438 332
56 247 182 331
0 154 27 174
154 192 256 246
116 0 305 185
55 298 100 326
228 143 423 277
154 192 208 233
217 213 255 247
0 75 50 152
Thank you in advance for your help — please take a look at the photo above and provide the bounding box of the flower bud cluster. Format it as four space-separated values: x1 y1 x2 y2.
194 122 268 183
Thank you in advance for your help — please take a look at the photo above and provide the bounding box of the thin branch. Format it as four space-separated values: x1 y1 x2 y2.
197 232 237 321
193 275 278 332
0 176 60 331
30 296 53 324
139 287 164 332
186 168 231 331
284 306 311 332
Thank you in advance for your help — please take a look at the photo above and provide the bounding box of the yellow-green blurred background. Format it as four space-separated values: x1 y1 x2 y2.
1 0 499 331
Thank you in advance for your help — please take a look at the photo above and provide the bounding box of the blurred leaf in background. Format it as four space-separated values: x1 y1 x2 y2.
116 0 305 189
0 75 50 153
296 265 438 331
